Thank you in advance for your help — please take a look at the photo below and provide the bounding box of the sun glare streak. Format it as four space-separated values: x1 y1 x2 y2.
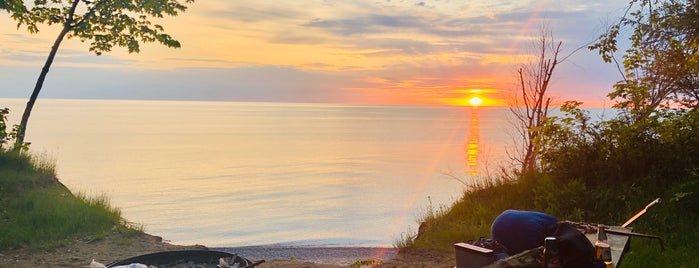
507 0 548 52
385 108 469 259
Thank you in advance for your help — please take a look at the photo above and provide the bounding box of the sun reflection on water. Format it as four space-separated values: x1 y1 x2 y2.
465 107 480 175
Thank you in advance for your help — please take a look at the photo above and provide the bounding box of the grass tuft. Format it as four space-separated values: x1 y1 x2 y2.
0 149 140 250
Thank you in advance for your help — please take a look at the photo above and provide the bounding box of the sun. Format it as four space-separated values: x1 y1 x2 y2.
443 89 504 106
468 97 484 106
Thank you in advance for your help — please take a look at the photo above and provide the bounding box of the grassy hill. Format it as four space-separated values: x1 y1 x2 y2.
398 164 699 267
0 151 141 250
395 106 699 267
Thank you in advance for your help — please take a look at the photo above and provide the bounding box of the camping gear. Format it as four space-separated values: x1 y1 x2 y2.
546 222 598 268
482 246 543 268
621 198 660 228
604 228 665 250
457 200 666 268
454 243 498 268
543 237 561 267
490 210 558 255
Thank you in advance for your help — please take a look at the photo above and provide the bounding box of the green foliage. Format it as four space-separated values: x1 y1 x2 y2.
589 0 699 122
348 259 381 268
532 176 587 222
0 188 121 249
534 101 597 173
406 169 699 266
0 108 27 151
534 102 699 190
0 151 56 200
0 108 11 149
589 24 619 63
0 149 135 250
399 177 531 252
392 229 416 249
0 0 34 31
621 174 699 267
2 0 195 55
406 88 699 266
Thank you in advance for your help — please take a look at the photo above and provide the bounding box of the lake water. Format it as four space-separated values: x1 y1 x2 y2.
1 98 515 247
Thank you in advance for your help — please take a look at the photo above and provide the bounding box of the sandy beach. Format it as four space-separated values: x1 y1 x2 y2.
0 229 454 267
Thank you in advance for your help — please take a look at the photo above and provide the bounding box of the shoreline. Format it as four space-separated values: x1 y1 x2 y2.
0 229 404 267
214 246 398 266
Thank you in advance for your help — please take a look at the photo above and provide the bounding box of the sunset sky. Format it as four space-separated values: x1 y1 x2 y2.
1 0 630 107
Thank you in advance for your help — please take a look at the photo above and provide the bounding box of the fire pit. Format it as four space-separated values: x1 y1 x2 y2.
105 249 262 268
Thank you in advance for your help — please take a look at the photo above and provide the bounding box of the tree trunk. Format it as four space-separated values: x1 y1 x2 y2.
15 25 71 149
15 0 81 149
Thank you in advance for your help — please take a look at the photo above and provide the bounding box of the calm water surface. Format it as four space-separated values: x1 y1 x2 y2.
2 98 514 247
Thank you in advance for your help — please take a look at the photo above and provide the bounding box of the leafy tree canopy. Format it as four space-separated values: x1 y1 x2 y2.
2 0 195 55
590 0 699 122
